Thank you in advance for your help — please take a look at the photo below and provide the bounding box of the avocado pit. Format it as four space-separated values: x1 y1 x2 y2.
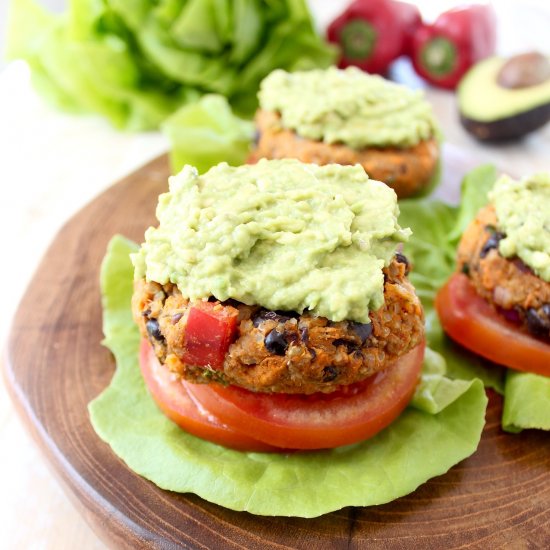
497 52 550 89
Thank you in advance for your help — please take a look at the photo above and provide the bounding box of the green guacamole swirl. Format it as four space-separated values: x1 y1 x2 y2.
133 159 411 323
258 67 438 149
489 172 550 282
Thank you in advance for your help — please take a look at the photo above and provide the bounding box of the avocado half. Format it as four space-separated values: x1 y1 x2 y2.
458 55 550 141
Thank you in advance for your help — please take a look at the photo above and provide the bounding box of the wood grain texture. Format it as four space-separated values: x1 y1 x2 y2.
4 150 550 549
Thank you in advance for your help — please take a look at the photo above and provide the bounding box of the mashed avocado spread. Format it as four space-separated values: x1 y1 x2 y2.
489 172 550 282
133 159 410 323
258 67 438 149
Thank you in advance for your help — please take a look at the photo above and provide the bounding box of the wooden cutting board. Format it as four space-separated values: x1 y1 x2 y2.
4 149 549 549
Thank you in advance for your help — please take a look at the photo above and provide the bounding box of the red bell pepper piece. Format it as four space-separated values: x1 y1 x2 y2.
183 301 238 369
411 4 496 89
327 0 421 75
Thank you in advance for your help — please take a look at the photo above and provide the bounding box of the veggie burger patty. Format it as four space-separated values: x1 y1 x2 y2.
131 159 425 395
458 204 550 340
252 110 439 199
133 254 423 394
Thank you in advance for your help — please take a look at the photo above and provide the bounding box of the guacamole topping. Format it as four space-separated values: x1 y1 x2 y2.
133 159 411 323
489 172 550 282
258 67 438 149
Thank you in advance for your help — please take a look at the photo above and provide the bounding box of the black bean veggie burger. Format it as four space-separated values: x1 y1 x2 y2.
436 172 550 376
250 67 440 198
131 159 425 451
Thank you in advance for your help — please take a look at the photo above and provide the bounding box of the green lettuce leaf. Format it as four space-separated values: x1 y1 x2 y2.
502 371 550 433
6 0 336 129
411 348 480 414
89 235 487 517
400 164 549 432
161 95 254 174
448 164 499 243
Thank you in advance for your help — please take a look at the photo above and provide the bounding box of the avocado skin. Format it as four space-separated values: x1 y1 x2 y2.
460 101 550 141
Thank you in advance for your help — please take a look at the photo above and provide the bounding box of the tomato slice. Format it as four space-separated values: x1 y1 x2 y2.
183 302 238 369
185 343 425 450
436 272 550 376
139 340 278 452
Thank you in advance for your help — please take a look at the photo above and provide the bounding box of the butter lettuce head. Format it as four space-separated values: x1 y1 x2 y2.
400 165 550 432
7 0 336 129
89 236 487 518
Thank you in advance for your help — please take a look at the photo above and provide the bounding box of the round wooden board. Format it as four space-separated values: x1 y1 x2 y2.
4 149 550 549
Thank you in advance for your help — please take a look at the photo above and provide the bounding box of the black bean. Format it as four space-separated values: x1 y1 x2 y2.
496 306 521 324
252 317 262 328
542 304 550 317
395 252 410 274
277 310 299 318
349 321 373 344
146 319 164 342
253 129 261 145
395 252 409 267
480 231 505 258
264 329 289 355
171 312 183 324
300 326 309 344
526 307 550 338
309 347 317 360
252 309 270 327
322 366 338 382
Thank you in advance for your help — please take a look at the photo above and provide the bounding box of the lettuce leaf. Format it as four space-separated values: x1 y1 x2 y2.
89 235 487 517
400 164 549 432
502 371 550 433
411 348 480 414
6 0 336 129
161 95 254 174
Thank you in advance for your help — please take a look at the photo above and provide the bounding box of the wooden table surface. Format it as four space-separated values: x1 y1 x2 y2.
1 1 549 548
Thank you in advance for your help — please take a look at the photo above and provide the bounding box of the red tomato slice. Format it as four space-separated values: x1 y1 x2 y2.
139 340 278 452
436 272 550 376
185 343 425 450
183 302 238 370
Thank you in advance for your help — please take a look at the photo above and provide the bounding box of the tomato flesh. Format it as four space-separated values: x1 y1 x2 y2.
185 343 425 450
140 340 278 452
183 302 238 369
436 272 550 376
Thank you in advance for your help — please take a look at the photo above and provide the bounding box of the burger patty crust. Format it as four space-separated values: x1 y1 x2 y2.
250 110 439 199
457 205 550 341
132 256 424 394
